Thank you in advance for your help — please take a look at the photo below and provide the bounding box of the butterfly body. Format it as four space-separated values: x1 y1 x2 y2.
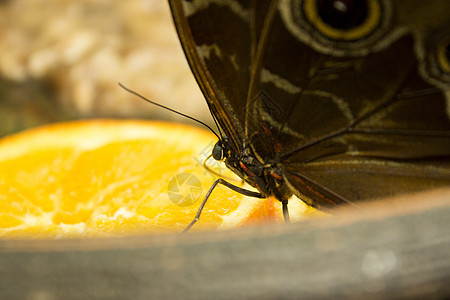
169 0 450 215
220 138 293 202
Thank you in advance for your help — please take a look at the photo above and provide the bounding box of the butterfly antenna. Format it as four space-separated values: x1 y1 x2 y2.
209 108 225 140
118 83 221 140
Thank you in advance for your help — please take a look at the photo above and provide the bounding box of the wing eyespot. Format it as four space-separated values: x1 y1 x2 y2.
280 0 393 56
303 0 381 41
436 40 450 74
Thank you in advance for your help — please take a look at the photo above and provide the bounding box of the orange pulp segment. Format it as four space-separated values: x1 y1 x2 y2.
0 119 325 238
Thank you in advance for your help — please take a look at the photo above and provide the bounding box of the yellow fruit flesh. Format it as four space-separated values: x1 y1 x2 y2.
0 120 325 238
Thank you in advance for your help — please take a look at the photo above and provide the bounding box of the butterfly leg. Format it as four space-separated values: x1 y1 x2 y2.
281 201 290 224
202 155 245 185
182 178 264 233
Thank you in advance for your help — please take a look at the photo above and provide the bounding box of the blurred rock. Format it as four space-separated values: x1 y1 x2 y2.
0 0 208 136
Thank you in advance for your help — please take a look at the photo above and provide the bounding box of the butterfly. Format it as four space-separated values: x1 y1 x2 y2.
168 0 450 230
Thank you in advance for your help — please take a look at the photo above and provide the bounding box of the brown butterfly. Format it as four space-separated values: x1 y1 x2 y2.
168 0 450 230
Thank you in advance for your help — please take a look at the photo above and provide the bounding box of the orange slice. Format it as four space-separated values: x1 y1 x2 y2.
0 119 324 238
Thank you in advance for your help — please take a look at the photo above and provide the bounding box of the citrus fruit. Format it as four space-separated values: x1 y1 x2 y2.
0 119 325 238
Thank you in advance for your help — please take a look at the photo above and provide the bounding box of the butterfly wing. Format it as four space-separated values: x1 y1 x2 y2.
169 0 262 153
246 1 450 208
170 0 450 209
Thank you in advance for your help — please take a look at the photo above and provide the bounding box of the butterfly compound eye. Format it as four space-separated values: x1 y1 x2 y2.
212 141 225 161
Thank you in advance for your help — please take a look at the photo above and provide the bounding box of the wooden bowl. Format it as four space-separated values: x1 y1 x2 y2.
0 188 449 299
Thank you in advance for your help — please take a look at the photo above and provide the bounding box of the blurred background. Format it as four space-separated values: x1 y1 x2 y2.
0 0 209 137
